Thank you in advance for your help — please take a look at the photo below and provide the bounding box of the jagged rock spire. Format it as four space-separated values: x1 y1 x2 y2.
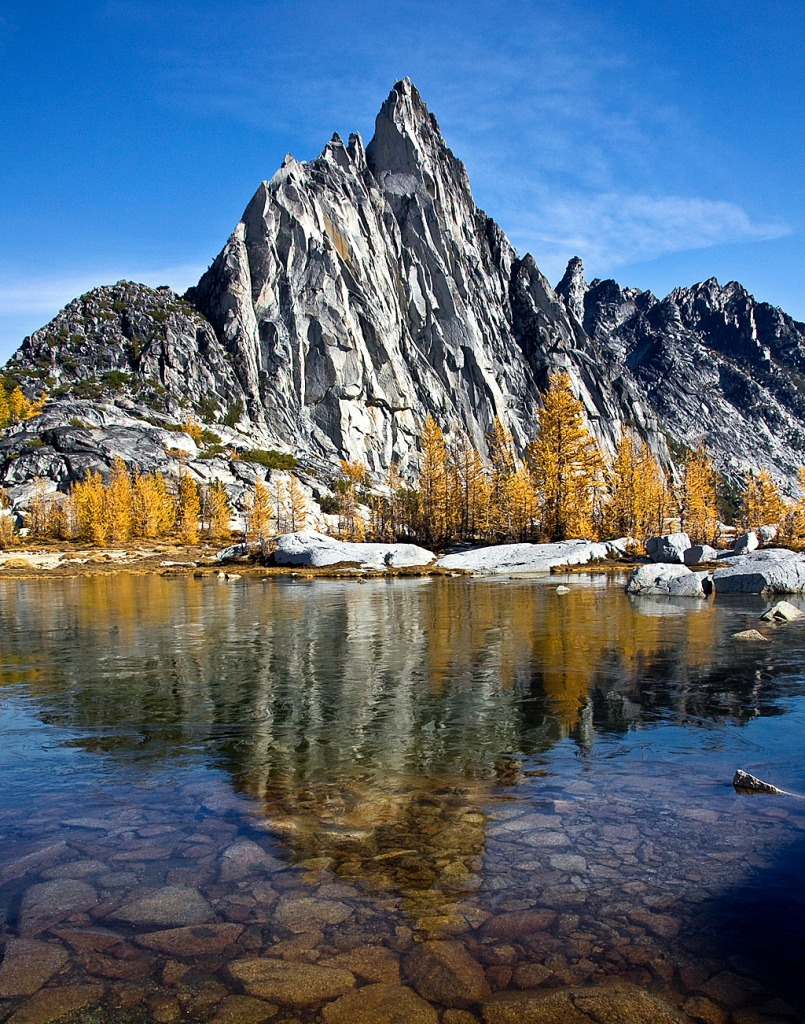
366 78 474 208
556 257 588 325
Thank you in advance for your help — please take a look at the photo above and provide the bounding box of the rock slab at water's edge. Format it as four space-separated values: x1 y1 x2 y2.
273 531 435 570
713 549 805 594
436 540 615 575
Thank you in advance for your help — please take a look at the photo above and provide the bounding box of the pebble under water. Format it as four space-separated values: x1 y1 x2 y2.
0 573 803 1024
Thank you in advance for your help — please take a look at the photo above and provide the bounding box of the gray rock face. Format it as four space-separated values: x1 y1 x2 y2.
625 563 710 598
185 79 661 476
273 531 435 569
575 275 805 489
3 79 805 502
646 533 692 564
435 539 609 575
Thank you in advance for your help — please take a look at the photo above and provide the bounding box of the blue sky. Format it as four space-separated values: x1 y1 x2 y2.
1 1 802 363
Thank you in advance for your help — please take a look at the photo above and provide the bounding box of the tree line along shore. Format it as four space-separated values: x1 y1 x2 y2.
2 372 804 555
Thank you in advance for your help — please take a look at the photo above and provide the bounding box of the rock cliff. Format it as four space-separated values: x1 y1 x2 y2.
2 78 804 504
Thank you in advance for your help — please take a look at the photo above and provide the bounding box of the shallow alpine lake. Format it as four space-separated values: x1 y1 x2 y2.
0 573 804 1023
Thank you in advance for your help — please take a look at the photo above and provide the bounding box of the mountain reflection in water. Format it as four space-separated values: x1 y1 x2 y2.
0 574 803 1021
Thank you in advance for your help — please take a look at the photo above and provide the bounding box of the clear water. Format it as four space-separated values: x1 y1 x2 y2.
0 574 803 1022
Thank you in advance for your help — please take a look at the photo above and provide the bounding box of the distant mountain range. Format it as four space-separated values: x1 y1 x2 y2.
3 78 804 506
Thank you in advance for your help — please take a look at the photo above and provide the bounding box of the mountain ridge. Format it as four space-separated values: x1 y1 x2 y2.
2 78 804 510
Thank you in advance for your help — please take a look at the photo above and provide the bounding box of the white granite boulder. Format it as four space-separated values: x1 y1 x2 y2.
645 533 691 564
759 600 803 623
713 549 805 594
683 544 719 565
757 525 779 545
435 539 610 575
625 563 710 598
732 531 760 555
273 531 435 570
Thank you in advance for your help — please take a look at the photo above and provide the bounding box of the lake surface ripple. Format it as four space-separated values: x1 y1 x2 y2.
0 574 803 1022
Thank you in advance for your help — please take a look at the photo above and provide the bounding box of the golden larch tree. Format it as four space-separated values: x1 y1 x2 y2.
245 479 273 541
176 472 201 546
452 436 490 540
107 458 133 543
678 442 719 545
132 470 175 538
418 415 452 545
781 466 805 548
286 474 308 532
604 428 671 541
526 372 603 541
203 480 231 542
740 467 786 530
71 470 109 545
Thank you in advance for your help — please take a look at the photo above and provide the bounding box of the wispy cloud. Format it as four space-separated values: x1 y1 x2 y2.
508 193 791 282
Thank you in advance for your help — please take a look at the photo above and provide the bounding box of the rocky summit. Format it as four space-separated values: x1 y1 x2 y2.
3 78 805 504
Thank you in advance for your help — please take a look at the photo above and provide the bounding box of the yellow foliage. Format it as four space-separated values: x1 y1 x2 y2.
678 442 719 545
245 479 273 541
335 461 368 540
452 436 490 539
604 428 670 541
176 472 200 546
527 372 604 541
781 466 805 547
182 418 203 444
72 470 109 545
0 511 14 548
286 474 308 532
107 458 133 543
418 414 452 545
740 467 786 530
203 480 231 542
132 470 176 538
0 380 47 429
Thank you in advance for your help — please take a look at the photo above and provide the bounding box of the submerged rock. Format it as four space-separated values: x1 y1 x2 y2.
436 540 609 575
0 938 70 997
227 959 355 1007
733 770 783 794
18 879 99 934
481 981 686 1024
5 984 103 1024
135 923 244 957
625 563 710 598
403 940 490 1008
110 886 215 927
322 983 438 1024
